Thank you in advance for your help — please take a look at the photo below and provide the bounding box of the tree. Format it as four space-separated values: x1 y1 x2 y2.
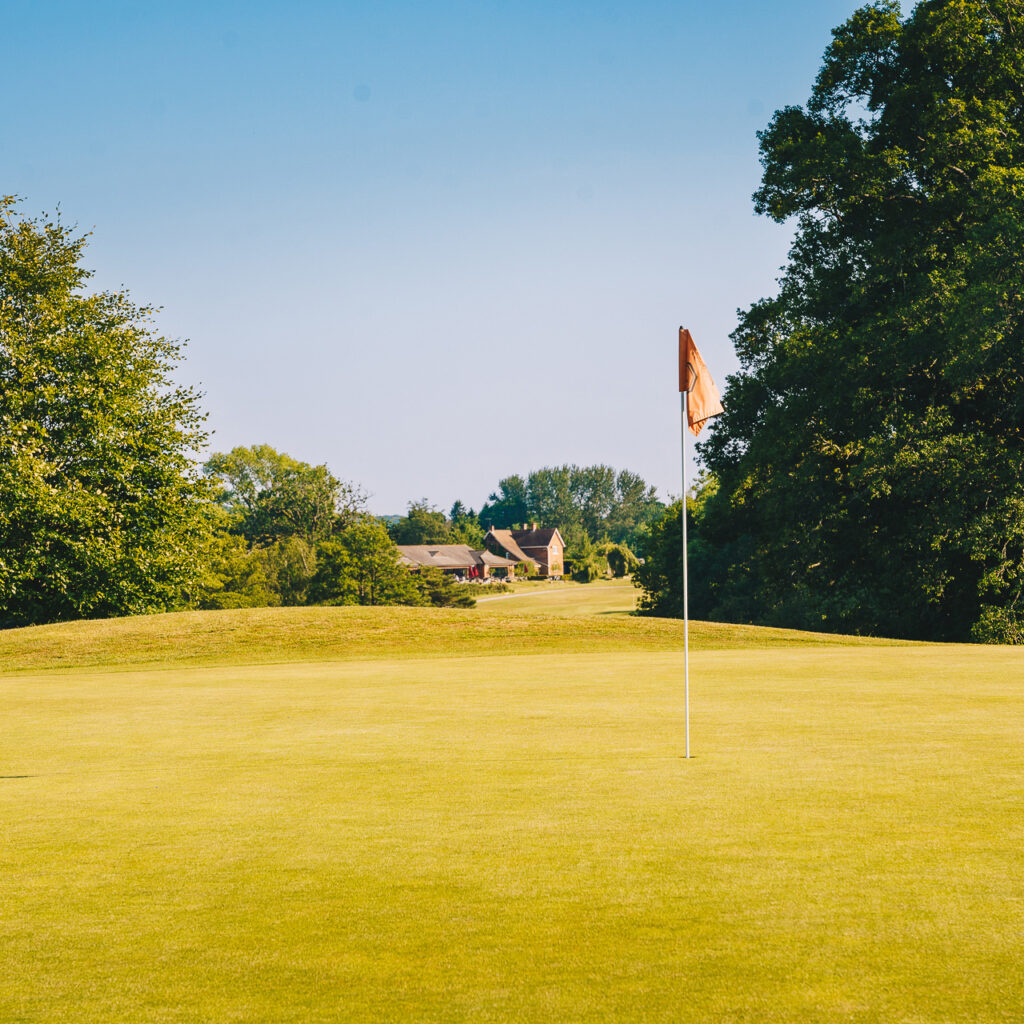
634 477 723 619
570 465 617 539
412 566 476 608
607 470 664 548
449 501 485 546
386 499 484 548
310 516 420 606
388 499 453 545
697 1 1024 641
527 466 583 546
204 445 363 545
479 475 530 529
260 536 318 606
0 198 212 625
480 465 663 551
567 533 604 583
601 541 640 579
193 531 276 610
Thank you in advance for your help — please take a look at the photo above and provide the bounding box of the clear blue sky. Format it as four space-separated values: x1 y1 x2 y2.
2 1 893 513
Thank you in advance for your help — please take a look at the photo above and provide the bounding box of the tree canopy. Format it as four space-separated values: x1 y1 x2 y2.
0 198 211 625
692 0 1024 642
480 464 663 551
388 498 483 547
196 450 480 612
204 444 363 545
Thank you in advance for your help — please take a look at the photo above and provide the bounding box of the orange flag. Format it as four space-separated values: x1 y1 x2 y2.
679 327 724 436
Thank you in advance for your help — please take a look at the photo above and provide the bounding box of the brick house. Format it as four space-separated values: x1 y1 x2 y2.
484 525 565 578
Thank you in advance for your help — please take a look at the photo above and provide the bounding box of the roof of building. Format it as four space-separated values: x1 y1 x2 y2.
478 550 519 567
397 544 518 570
397 544 478 569
484 529 539 566
509 527 563 550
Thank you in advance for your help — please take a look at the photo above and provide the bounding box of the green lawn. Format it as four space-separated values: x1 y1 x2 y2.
476 577 638 616
2 607 1022 1022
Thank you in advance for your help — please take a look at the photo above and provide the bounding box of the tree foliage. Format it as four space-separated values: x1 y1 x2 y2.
600 541 640 579
448 501 485 546
310 516 420 606
389 499 456 545
480 465 663 550
260 536 319 607
479 475 530 531
193 531 276 610
634 477 721 619
388 499 484 547
567 534 604 583
411 565 476 608
204 444 363 545
0 198 211 625
198 450 478 612
695 1 1024 641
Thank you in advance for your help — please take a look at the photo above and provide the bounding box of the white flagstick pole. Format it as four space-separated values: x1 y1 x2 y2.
680 386 691 759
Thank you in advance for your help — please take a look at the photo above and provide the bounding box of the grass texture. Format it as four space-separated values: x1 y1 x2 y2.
2 604 1021 1022
0 598 901 676
476 578 639 616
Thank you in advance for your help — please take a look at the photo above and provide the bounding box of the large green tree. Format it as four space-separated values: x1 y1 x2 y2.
698 1 1024 642
634 477 723 620
310 517 420 606
480 475 530 530
204 444 362 545
388 499 485 548
0 198 212 625
193 531 276 610
388 499 455 545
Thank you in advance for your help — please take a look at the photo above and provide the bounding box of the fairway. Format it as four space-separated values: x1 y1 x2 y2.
3 610 1023 1022
476 578 638 616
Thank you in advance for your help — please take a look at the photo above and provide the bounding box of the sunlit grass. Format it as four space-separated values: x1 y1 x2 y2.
476 576 638 616
2 607 1020 1022
0 602 901 675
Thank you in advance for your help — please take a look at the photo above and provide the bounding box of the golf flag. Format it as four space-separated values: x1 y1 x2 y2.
679 328 724 435
677 325 723 759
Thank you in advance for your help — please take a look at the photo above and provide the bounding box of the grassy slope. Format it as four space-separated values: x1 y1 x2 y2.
3 605 1021 1023
476 577 639 616
0 600 903 674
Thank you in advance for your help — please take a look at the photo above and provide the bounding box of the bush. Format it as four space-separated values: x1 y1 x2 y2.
600 542 639 578
572 558 603 584
970 607 1024 645
414 567 476 608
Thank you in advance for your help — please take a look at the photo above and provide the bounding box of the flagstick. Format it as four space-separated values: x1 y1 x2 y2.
681 389 691 759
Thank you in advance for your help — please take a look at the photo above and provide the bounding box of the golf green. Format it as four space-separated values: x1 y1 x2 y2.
2 610 1021 1022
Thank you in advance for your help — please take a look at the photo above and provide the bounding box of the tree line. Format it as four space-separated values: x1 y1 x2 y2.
17 0 1023 648
196 445 477 611
479 466 663 554
0 197 662 625
0 200 463 623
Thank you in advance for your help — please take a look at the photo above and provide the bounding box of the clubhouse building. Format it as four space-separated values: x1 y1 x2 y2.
397 526 566 581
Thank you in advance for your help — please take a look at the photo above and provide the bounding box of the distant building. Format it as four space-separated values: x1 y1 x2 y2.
484 525 565 578
396 544 519 580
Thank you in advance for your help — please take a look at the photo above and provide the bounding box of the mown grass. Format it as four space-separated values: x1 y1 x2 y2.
3 607 1019 1022
476 577 639 616
0 602 904 674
